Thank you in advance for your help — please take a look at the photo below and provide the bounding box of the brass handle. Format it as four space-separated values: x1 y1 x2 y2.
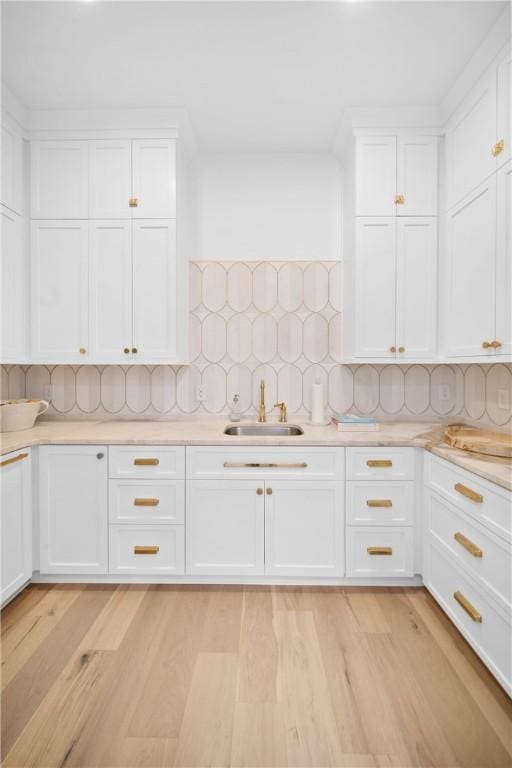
389 346 396 353
454 590 482 623
134 498 160 507
129 197 139 208
398 346 405 353
454 482 483 503
0 452 28 469
454 531 483 558
266 487 273 495
256 488 263 495
134 458 160 466
367 546 393 556
223 462 307 468
482 341 492 349
133 545 159 555
366 499 392 508
490 340 502 349
123 348 130 354
132 347 138 354
79 347 86 355
367 459 393 468
394 194 405 205
492 139 504 157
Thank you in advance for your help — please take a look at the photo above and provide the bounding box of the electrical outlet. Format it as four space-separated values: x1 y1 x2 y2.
195 384 206 402
497 389 510 410
43 384 53 401
438 384 450 402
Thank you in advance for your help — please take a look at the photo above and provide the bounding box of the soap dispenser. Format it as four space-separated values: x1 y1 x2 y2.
229 394 241 422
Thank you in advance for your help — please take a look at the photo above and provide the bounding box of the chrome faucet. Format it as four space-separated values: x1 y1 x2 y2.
258 379 266 422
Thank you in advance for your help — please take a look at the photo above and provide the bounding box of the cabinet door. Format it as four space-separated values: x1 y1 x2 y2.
186 480 264 575
355 219 397 358
1 122 23 215
31 221 89 362
497 49 511 168
397 136 438 216
39 446 108 574
396 218 437 359
132 220 176 361
89 140 132 219
495 161 511 355
1 451 31 605
265 481 344 577
355 136 396 216
446 178 496 357
89 221 132 363
132 139 176 218
446 68 497 208
1 206 26 362
31 141 88 219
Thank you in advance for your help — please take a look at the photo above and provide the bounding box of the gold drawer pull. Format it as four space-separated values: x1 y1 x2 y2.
367 546 393 556
454 531 483 558
492 139 504 157
454 483 483 503
0 452 29 468
134 498 160 507
134 458 160 466
223 462 307 468
366 499 392 508
454 590 482 623
133 545 159 555
367 459 393 468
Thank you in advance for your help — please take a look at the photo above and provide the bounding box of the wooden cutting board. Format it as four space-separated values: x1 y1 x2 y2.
444 425 512 459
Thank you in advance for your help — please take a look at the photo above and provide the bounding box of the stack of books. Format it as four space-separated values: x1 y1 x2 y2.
331 412 379 432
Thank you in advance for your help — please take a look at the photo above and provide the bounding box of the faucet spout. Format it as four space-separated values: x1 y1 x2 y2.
258 379 266 422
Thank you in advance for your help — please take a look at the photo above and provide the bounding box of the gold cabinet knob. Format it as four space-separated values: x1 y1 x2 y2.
79 347 86 355
132 347 138 354
389 346 396 353
490 340 502 349
398 346 405 353
129 197 139 208
482 341 492 349
492 140 504 157
123 348 130 354
266 487 273 495
394 194 405 205
256 488 263 495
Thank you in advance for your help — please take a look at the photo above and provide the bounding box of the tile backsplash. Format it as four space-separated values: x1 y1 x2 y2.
2 261 511 429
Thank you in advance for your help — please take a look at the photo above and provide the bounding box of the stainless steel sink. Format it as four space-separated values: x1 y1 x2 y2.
224 424 304 436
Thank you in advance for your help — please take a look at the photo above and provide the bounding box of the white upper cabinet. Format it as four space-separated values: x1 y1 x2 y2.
132 220 177 361
356 137 396 216
31 220 89 362
495 160 511 355
89 220 133 363
497 48 511 168
131 139 176 219
1 205 26 362
396 218 437 359
396 136 438 216
89 140 132 219
1 122 23 215
31 141 88 219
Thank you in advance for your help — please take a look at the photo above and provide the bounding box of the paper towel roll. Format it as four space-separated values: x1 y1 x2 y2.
310 378 325 425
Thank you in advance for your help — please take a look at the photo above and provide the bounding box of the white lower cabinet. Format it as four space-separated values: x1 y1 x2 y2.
39 446 108 574
264 481 344 577
1 450 32 606
109 525 184 575
346 527 415 578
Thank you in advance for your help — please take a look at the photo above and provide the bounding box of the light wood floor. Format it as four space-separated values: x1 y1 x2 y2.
1 585 511 768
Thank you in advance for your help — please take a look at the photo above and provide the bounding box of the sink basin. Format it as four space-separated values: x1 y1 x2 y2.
224 424 304 437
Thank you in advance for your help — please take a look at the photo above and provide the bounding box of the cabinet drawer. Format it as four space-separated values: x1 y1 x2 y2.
109 480 185 525
346 481 415 525
426 490 511 608
108 446 185 479
186 446 344 480
346 527 414 577
346 448 415 480
109 525 184 575
425 454 511 542
426 542 512 696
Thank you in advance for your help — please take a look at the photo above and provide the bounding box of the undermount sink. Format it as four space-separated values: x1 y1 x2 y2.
224 424 304 437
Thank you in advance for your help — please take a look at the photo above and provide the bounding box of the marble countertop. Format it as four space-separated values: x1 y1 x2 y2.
1 418 511 491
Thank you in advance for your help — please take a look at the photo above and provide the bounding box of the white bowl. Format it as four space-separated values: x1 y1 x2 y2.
0 399 49 432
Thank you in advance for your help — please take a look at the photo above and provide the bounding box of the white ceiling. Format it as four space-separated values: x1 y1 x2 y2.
1 1 507 151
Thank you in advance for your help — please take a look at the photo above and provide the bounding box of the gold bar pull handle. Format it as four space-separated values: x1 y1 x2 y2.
366 499 393 508
0 452 29 469
133 545 159 555
454 590 482 622
223 462 307 469
133 458 160 466
367 459 393 468
492 139 504 157
134 498 160 507
454 482 483 503
454 531 483 558
367 546 393 556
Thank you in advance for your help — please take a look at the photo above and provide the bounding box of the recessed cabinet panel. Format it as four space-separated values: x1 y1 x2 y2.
396 218 437 359
31 141 88 219
132 220 177 360
495 161 511 355
1 450 32 606
132 139 176 219
89 221 132 363
1 206 26 362
397 136 438 216
446 178 496 357
31 221 89 362
355 219 396 358
356 137 396 216
89 140 132 219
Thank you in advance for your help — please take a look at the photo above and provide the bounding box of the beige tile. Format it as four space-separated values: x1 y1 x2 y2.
76 365 101 413
253 263 278 312
228 262 252 312
202 313 226 363
304 263 329 312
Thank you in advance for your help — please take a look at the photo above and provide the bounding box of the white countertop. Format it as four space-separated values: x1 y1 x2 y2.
1 418 511 491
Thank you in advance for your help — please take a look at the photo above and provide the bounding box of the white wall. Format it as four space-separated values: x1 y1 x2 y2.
197 153 342 261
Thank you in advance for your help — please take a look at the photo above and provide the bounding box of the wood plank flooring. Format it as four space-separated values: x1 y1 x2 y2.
1 585 511 768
